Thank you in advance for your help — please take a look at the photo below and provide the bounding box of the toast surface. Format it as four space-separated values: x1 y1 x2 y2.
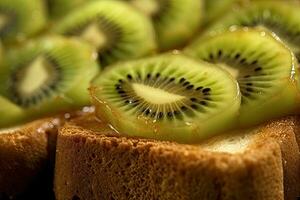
54 115 300 200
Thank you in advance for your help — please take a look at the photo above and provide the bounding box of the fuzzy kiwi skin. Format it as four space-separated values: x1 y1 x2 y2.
185 28 300 127
0 118 62 199
0 36 100 121
53 0 157 66
0 0 47 44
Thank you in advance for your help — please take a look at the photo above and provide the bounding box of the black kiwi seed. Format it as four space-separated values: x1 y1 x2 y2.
202 88 211 93
254 67 262 72
181 106 187 111
218 50 222 57
157 112 163 119
127 74 132 80
240 58 246 64
186 85 194 90
190 98 197 102
183 82 189 86
200 101 207 105
251 60 258 65
169 77 175 82
196 86 203 91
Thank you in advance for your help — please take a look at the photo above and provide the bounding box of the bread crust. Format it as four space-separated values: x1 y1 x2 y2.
54 115 300 200
0 118 61 199
259 117 300 199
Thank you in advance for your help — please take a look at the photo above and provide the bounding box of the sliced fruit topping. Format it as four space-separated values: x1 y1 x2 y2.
185 28 300 127
53 0 156 66
90 54 240 143
0 36 99 119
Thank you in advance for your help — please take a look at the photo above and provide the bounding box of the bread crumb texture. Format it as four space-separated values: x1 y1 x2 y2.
52 116 300 200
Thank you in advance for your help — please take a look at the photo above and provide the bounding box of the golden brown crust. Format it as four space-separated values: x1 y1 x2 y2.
0 118 62 199
54 116 300 200
258 117 300 200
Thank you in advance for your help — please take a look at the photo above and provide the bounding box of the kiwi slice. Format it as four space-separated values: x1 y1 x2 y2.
185 28 300 127
207 1 300 61
0 0 47 43
90 54 240 143
0 36 99 120
128 0 203 51
47 0 88 19
53 0 156 66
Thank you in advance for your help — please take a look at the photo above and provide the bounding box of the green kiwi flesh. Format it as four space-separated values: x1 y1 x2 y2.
53 1 156 66
208 1 300 61
90 54 241 143
204 0 241 25
0 0 47 43
0 36 99 120
0 95 26 128
47 0 88 19
185 28 300 127
129 0 203 51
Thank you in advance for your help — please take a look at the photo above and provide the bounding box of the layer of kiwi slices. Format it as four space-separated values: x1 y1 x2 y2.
53 0 156 66
185 28 300 127
90 54 241 143
0 0 300 144
0 36 99 122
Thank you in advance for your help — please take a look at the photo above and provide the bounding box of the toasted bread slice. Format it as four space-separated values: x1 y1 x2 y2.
54 115 300 200
0 107 95 199
0 118 62 199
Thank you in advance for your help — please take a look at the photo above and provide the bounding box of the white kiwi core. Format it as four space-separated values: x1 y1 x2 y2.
18 56 55 96
81 23 107 50
132 83 185 104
